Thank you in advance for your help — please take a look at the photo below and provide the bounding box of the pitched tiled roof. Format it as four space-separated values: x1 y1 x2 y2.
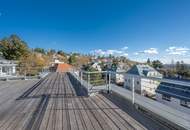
56 63 73 72
127 64 161 77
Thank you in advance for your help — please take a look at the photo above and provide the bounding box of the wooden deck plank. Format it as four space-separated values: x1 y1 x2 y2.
0 72 149 130
79 97 103 130
72 98 86 130
92 95 128 130
47 74 59 130
68 97 78 130
75 97 94 130
96 94 136 130
98 94 146 130
9 99 40 130
88 97 120 130
0 98 32 130
83 97 112 130
0 80 42 130
39 98 53 130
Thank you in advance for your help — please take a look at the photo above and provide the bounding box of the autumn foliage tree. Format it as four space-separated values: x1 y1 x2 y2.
19 53 47 76
0 35 48 76
0 35 29 60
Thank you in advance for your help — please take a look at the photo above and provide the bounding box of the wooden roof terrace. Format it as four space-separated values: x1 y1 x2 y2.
0 72 178 130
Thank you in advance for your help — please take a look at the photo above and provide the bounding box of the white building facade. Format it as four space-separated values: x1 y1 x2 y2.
0 57 17 77
110 63 128 86
91 62 102 71
124 65 162 96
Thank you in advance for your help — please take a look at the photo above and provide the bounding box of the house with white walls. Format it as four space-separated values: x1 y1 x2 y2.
111 63 129 85
124 64 162 97
91 62 102 71
0 57 17 77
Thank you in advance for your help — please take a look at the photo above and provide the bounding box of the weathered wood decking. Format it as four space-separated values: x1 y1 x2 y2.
0 73 147 130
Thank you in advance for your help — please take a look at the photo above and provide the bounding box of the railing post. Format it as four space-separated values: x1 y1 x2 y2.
87 72 90 95
132 76 135 104
108 71 111 94
106 72 108 89
24 69 26 80
80 71 83 86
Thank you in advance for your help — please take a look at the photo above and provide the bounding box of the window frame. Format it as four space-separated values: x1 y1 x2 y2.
162 94 171 101
180 100 190 108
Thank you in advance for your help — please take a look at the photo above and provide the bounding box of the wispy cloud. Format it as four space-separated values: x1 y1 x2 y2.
121 46 128 50
91 47 128 57
166 46 189 55
91 46 190 64
134 48 158 55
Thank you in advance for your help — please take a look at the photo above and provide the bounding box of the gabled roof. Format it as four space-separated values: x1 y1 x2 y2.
127 64 159 76
110 63 128 72
156 82 190 101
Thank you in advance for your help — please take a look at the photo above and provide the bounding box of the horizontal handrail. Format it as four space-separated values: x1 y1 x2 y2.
70 70 190 130
111 84 190 130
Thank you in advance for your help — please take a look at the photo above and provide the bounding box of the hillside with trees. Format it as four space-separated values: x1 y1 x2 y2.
2 34 189 79
0 34 91 76
146 58 190 80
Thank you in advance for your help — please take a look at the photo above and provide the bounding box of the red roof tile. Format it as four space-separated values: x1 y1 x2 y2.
56 63 73 72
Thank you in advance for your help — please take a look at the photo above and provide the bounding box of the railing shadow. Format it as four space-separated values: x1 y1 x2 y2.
14 72 88 129
67 72 88 96
23 94 50 130
16 75 48 100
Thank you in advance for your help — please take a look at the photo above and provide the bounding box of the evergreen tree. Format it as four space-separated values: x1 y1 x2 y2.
68 55 76 65
147 58 151 65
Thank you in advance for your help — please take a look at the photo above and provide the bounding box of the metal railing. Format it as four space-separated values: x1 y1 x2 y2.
0 66 50 81
69 70 190 130
70 70 111 95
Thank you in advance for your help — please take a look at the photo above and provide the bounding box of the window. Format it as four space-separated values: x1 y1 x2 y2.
149 80 153 84
128 79 130 83
137 81 139 85
2 67 7 73
162 94 171 101
180 100 190 108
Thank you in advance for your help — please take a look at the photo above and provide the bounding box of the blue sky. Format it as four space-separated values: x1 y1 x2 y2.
0 0 190 63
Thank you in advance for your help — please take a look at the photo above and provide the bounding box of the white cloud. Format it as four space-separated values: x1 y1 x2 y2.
91 47 129 57
134 52 139 55
121 46 128 50
166 46 190 55
107 50 123 55
134 48 158 55
91 49 106 55
144 48 158 54
121 53 128 57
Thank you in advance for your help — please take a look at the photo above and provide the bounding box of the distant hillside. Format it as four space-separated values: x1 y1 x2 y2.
164 63 190 68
